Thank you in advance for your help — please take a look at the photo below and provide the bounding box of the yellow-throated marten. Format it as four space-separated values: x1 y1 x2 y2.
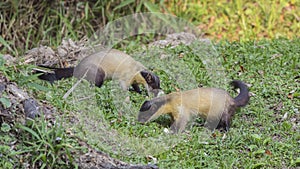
36 49 161 96
138 80 250 133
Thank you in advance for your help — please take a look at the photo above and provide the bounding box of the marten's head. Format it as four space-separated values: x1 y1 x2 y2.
138 97 168 123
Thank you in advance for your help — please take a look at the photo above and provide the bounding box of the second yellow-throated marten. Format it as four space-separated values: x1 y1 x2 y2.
138 80 250 133
35 49 161 96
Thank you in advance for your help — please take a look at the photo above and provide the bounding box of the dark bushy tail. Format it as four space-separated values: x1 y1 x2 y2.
230 80 250 107
35 66 74 83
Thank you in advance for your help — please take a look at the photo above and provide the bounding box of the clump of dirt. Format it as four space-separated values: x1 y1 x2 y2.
22 38 92 67
77 139 158 169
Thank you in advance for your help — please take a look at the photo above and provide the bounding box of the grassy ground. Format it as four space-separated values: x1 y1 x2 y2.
2 38 299 168
0 0 300 168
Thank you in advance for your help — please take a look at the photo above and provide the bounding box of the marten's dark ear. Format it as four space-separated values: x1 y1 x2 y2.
141 70 153 83
139 100 152 111
141 70 160 90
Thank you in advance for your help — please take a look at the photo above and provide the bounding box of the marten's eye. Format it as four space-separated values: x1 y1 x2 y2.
139 101 152 111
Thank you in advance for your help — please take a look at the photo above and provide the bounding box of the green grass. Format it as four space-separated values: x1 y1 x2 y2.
0 0 162 56
2 38 298 168
164 0 300 41
0 116 82 169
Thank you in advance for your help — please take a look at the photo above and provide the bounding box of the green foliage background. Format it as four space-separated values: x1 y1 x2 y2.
1 0 299 55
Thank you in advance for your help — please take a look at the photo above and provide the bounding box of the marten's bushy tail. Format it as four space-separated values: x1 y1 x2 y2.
35 66 74 83
230 80 250 107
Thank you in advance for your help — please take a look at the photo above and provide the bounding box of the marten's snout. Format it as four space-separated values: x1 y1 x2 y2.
138 101 152 123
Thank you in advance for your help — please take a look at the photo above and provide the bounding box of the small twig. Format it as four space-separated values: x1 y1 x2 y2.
77 95 95 102
32 67 55 74
0 113 11 117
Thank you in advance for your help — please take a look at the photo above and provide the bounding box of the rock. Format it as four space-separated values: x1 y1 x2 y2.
2 54 15 64
23 98 40 119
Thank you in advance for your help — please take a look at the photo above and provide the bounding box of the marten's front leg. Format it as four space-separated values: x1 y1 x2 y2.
170 112 190 133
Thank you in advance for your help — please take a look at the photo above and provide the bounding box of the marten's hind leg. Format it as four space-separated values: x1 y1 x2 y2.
217 106 237 132
82 66 105 88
